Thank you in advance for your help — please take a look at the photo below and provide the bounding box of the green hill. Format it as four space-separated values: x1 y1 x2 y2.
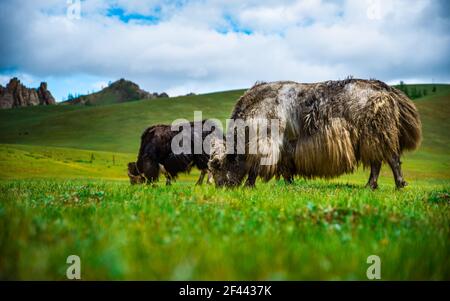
0 89 245 154
0 84 448 153
62 78 169 106
0 83 448 182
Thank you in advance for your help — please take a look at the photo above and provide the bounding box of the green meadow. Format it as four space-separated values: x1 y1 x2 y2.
0 84 449 280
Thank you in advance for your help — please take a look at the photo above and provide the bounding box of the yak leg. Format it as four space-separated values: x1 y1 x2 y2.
162 171 171 186
387 154 407 189
282 170 294 184
284 175 294 184
142 159 160 184
280 156 295 185
207 170 213 185
164 173 173 186
366 161 382 190
244 168 257 188
195 169 207 186
158 164 172 186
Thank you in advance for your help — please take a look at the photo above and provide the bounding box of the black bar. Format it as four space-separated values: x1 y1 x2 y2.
0 281 447 299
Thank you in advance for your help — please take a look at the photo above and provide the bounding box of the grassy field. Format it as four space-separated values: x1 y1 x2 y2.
0 84 449 280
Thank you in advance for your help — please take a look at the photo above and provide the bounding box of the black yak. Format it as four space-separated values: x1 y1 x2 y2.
128 120 220 185
208 79 422 189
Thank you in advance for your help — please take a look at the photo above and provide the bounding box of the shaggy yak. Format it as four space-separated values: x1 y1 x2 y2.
208 79 422 189
128 120 219 185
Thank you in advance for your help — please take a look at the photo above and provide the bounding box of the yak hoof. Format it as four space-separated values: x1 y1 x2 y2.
396 180 408 189
366 182 378 190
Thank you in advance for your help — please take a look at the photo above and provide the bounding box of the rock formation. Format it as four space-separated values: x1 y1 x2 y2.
65 78 169 105
0 78 56 109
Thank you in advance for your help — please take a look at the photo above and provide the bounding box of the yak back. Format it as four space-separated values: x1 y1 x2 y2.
136 120 217 179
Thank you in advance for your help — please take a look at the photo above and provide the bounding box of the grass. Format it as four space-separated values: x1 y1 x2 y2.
0 84 449 280
1 180 448 280
0 144 134 180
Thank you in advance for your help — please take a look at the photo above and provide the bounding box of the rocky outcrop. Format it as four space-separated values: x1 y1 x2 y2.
37 82 56 106
155 92 169 98
0 78 56 109
65 78 169 105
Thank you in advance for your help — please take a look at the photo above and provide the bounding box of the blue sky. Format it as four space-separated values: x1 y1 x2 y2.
0 0 449 101
107 6 161 24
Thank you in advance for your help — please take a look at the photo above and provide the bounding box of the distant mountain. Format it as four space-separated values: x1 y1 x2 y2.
0 78 56 109
64 79 169 106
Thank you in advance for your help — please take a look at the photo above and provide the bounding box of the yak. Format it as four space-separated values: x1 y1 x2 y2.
208 79 422 189
128 120 220 185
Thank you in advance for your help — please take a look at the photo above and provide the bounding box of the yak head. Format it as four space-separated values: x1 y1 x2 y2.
127 162 146 185
208 136 247 188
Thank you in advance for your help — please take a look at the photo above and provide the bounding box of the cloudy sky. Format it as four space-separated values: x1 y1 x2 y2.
0 0 449 101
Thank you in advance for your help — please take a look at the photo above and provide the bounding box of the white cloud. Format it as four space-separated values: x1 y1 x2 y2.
0 0 449 100
237 0 341 32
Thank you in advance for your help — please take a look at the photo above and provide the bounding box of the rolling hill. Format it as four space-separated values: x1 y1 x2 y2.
0 88 245 153
62 78 169 106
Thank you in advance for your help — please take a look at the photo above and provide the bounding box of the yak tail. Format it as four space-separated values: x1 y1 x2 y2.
394 89 422 152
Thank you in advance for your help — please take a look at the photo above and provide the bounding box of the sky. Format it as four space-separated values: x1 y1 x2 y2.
0 0 449 101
